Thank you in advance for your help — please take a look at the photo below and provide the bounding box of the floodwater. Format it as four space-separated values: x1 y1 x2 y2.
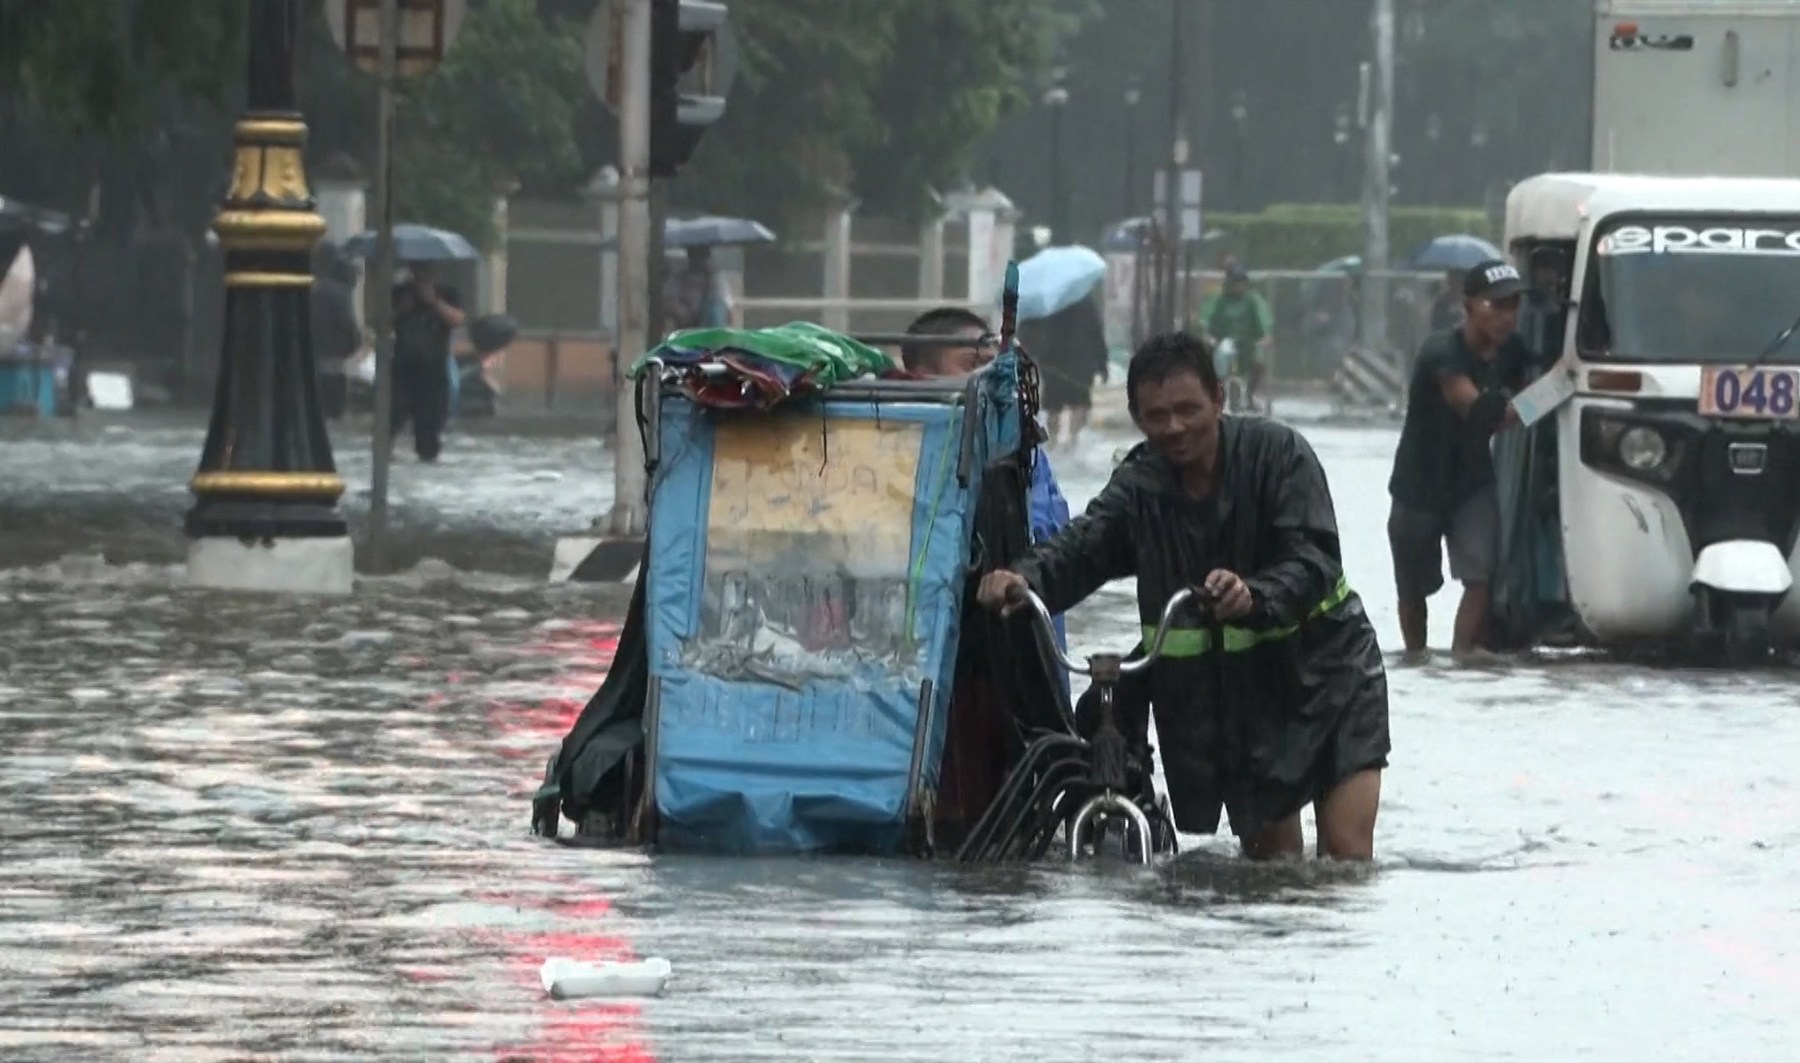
4 408 1800 1062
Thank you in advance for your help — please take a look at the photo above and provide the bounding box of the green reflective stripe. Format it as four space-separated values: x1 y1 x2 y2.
1145 575 1353 658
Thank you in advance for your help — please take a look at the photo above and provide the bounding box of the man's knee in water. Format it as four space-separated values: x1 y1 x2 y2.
1315 768 1381 861
1239 813 1305 861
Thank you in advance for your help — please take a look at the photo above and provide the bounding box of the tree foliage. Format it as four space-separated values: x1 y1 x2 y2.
0 0 586 249
302 0 589 246
858 0 1091 217
674 0 1091 225
0 0 244 137
671 0 896 223
1395 0 1593 174
1 0 1090 240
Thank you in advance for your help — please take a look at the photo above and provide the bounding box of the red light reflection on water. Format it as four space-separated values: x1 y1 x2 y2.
479 884 657 1063
478 624 656 1062
487 624 623 779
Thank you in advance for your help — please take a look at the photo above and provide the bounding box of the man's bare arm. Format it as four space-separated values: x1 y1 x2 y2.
1438 372 1514 433
1437 372 1480 416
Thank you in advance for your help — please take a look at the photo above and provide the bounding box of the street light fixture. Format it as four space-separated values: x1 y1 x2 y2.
1043 68 1070 242
1123 78 1142 218
1230 88 1249 209
1332 104 1353 201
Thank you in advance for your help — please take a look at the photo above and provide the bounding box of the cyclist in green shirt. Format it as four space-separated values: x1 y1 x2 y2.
1197 264 1275 411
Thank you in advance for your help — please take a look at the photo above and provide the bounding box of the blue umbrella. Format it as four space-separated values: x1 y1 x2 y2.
342 223 480 262
1008 245 1107 322
1407 233 1503 272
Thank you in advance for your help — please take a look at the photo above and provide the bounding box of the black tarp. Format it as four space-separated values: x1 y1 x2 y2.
532 548 650 837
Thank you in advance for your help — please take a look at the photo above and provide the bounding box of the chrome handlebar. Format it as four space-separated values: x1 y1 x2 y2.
1005 585 1208 678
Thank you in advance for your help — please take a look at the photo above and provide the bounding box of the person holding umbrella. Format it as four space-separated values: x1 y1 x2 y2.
390 261 464 462
665 247 733 330
1011 246 1110 451
340 224 479 460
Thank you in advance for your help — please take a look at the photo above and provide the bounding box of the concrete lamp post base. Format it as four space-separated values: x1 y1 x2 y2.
188 536 355 596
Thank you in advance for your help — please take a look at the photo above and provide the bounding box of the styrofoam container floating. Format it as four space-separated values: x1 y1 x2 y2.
539 956 671 1000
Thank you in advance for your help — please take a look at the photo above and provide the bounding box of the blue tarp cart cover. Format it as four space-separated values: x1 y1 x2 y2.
642 357 1026 854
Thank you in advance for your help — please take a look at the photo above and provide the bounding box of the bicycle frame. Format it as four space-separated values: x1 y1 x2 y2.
1003 586 1206 865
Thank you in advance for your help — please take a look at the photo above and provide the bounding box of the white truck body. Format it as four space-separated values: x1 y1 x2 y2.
1593 0 1800 176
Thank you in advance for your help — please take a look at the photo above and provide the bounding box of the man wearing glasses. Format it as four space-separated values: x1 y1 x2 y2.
1386 259 1530 660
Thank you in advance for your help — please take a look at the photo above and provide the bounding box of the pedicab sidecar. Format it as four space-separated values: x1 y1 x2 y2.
530 313 1179 863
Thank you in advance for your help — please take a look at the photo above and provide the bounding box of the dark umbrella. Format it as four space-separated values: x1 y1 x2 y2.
1407 233 1504 272
342 223 480 262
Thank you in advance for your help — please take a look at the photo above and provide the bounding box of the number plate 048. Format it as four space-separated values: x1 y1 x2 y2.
1699 367 1800 420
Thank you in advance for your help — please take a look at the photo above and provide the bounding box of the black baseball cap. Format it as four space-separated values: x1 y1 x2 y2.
1463 259 1526 300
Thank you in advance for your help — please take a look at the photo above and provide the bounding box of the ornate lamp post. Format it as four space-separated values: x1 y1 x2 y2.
187 0 351 594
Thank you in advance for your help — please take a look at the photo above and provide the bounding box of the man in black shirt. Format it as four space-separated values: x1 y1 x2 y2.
391 263 465 462
1387 259 1530 658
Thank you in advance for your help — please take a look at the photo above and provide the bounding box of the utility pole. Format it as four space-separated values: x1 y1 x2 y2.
323 0 462 568
368 0 399 566
1164 0 1186 333
1360 0 1394 367
556 0 733 582
607 0 653 539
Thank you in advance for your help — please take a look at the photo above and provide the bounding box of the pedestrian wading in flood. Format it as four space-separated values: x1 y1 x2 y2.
979 331 1391 861
1386 259 1540 660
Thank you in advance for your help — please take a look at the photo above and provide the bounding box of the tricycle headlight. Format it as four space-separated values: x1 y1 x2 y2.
1618 426 1668 471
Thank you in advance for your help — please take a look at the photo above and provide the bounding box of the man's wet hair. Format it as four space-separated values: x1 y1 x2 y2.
1126 330 1221 418
901 306 989 372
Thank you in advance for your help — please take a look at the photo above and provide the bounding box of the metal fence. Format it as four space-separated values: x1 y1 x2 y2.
1172 268 1446 385
1093 262 1450 423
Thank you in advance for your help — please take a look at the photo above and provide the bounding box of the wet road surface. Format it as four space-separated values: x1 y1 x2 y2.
4 409 1799 1061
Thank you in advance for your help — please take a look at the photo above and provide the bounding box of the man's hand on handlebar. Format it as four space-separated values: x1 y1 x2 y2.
1201 569 1253 621
978 570 1030 617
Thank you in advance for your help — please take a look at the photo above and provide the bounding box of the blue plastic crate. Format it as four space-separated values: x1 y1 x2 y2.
0 360 57 417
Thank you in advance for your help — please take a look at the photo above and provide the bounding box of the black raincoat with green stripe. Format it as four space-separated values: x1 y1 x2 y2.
1016 416 1390 837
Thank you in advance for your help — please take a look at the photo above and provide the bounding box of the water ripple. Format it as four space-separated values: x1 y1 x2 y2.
3 416 1800 1060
